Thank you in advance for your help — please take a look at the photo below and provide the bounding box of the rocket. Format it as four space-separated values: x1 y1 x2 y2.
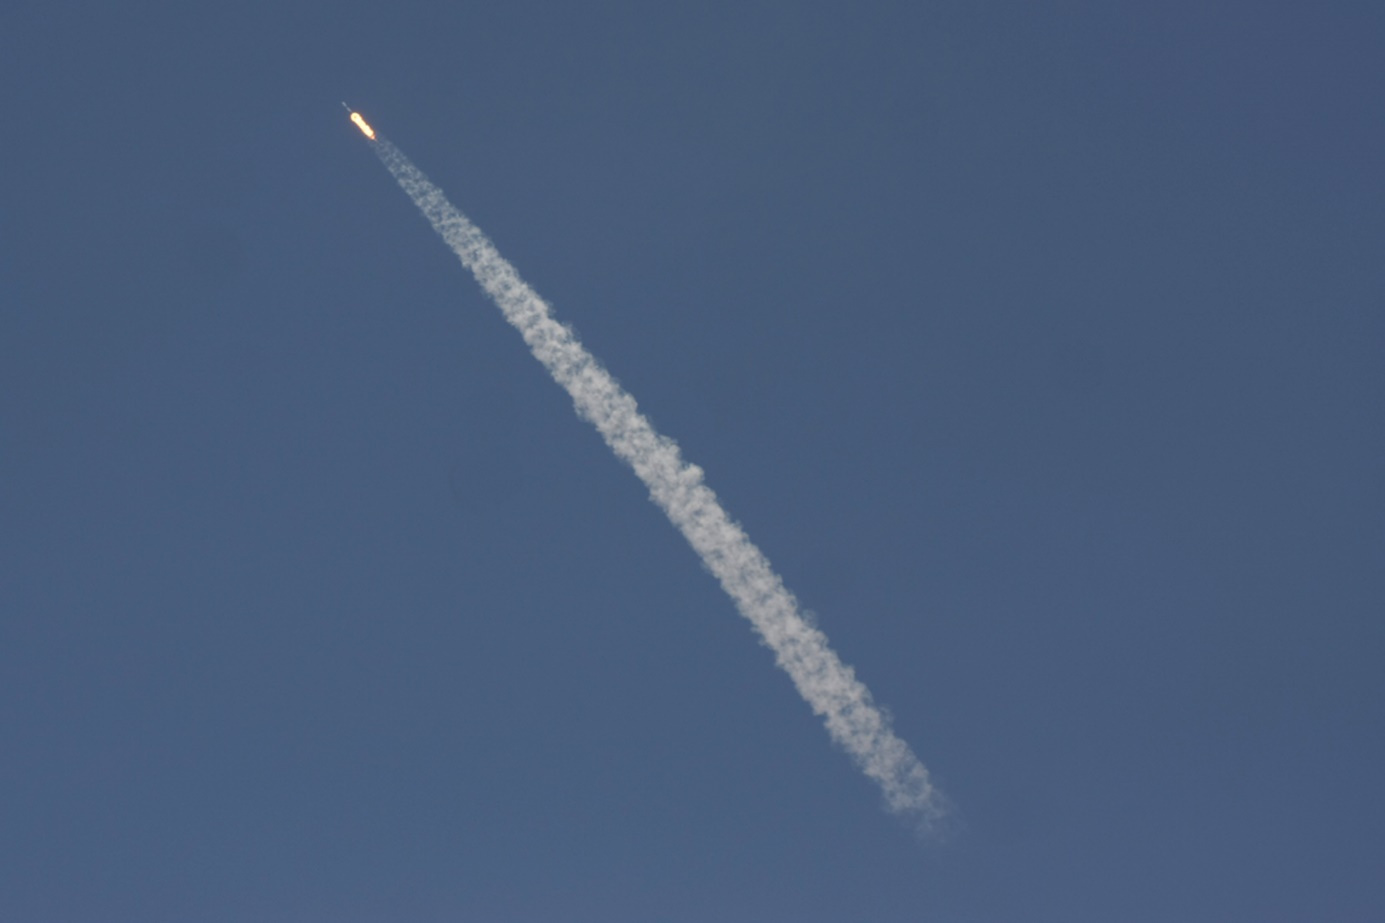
342 103 376 140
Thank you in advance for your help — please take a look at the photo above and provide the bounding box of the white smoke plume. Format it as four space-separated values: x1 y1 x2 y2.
371 136 948 828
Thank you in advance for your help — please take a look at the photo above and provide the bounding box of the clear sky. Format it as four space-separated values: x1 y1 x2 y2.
3 3 1382 921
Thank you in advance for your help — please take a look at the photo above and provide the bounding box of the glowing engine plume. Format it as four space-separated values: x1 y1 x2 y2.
344 104 376 140
352 117 949 830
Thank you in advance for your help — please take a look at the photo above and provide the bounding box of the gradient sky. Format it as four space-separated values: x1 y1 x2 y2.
3 3 1383 921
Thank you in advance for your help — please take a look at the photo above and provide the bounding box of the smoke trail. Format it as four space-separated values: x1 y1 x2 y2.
371 136 948 828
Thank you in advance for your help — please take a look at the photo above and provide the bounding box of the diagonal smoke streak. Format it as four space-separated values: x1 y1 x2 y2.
371 136 947 827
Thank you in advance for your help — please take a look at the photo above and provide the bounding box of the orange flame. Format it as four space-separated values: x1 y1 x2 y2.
349 111 376 140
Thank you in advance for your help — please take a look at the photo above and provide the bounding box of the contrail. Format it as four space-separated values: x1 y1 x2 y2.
349 110 948 828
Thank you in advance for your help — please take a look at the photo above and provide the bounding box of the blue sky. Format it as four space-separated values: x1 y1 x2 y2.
3 3 1382 920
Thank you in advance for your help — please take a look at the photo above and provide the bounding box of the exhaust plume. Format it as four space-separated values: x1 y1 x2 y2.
366 132 948 829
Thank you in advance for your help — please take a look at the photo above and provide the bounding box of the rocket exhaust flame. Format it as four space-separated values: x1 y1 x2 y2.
348 110 376 140
352 119 950 831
